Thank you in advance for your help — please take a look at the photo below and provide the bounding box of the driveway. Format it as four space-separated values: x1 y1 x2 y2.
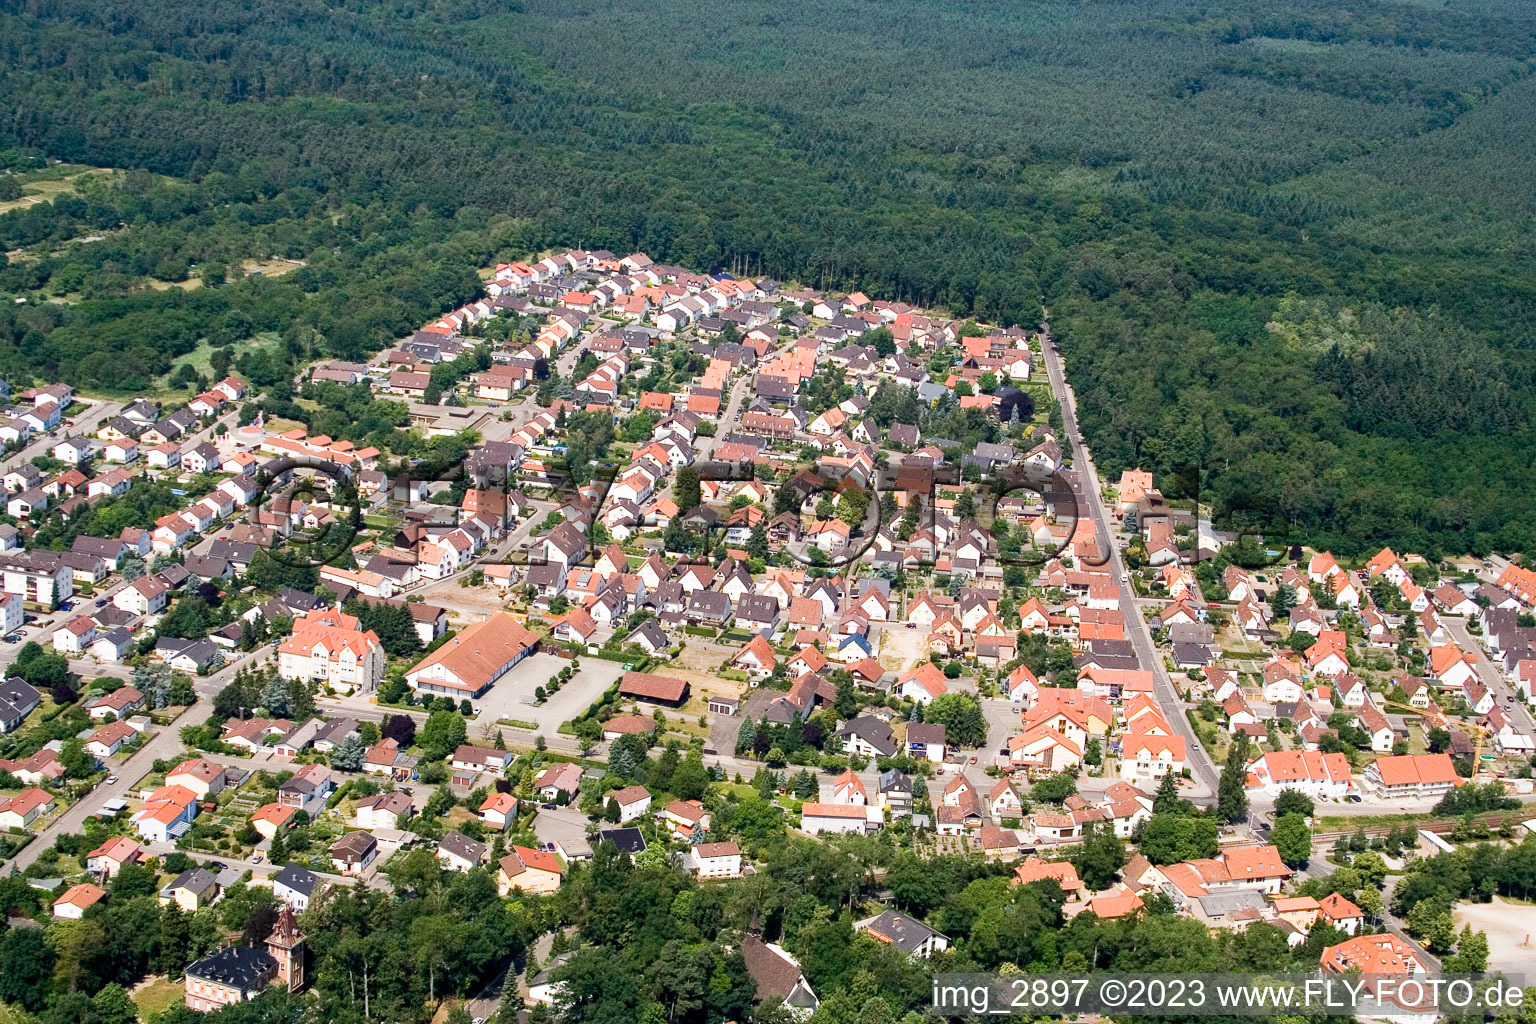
982 696 1021 762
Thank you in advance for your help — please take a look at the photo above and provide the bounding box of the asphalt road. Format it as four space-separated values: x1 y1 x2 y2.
1443 615 1536 742
1 398 124 476
1039 326 1219 801
5 646 276 873
696 369 755 461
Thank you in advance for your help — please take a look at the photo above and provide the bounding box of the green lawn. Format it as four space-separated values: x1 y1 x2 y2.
1316 813 1431 831
161 331 283 393
132 976 186 1019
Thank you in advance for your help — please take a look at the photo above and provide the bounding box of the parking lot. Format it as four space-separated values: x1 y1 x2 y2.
477 652 626 734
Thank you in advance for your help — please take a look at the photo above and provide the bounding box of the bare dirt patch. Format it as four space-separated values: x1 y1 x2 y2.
417 581 510 619
1452 896 1536 973
242 258 305 277
876 622 927 674
672 644 730 674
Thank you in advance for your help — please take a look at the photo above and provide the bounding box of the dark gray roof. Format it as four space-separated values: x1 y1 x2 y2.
208 539 258 565
182 554 231 580
439 831 488 864
272 864 318 897
0 677 40 723
859 908 946 953
331 830 377 859
155 564 191 588
1073 650 1139 672
544 522 586 558
734 593 779 623
170 867 218 896
1090 639 1136 659
186 945 276 990
1167 622 1214 645
1196 889 1267 918
1172 643 1215 666
687 591 732 620
625 620 668 650
71 536 124 558
597 827 647 854
530 950 576 988
155 637 220 666
906 723 946 745
837 715 897 756
279 587 323 612
754 376 796 398
96 626 133 648
527 563 563 587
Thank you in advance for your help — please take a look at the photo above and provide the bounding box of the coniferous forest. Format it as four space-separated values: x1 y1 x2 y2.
1 0 1536 555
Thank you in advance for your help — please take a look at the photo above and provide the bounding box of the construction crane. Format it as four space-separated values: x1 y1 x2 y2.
1371 694 1496 776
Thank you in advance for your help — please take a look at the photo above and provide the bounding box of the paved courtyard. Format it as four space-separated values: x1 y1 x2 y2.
477 652 626 735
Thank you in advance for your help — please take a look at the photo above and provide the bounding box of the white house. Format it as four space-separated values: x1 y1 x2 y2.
799 802 871 835
608 785 652 824
690 841 743 879
1118 731 1186 784
1245 750 1352 800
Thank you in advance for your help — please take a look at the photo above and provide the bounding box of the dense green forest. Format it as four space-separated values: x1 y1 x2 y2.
1 0 1535 555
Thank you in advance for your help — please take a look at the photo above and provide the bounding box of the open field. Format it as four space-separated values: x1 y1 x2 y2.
164 331 284 388
0 164 114 214
142 278 203 294
419 579 510 618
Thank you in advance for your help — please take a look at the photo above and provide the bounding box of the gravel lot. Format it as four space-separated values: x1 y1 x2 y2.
1452 896 1536 974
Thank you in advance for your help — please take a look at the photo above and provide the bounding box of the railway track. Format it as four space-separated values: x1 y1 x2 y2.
1313 811 1526 844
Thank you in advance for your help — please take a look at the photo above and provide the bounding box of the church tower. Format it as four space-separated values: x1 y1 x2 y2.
266 904 306 992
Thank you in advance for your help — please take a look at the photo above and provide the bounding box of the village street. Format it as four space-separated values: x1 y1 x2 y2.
1039 326 1219 801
